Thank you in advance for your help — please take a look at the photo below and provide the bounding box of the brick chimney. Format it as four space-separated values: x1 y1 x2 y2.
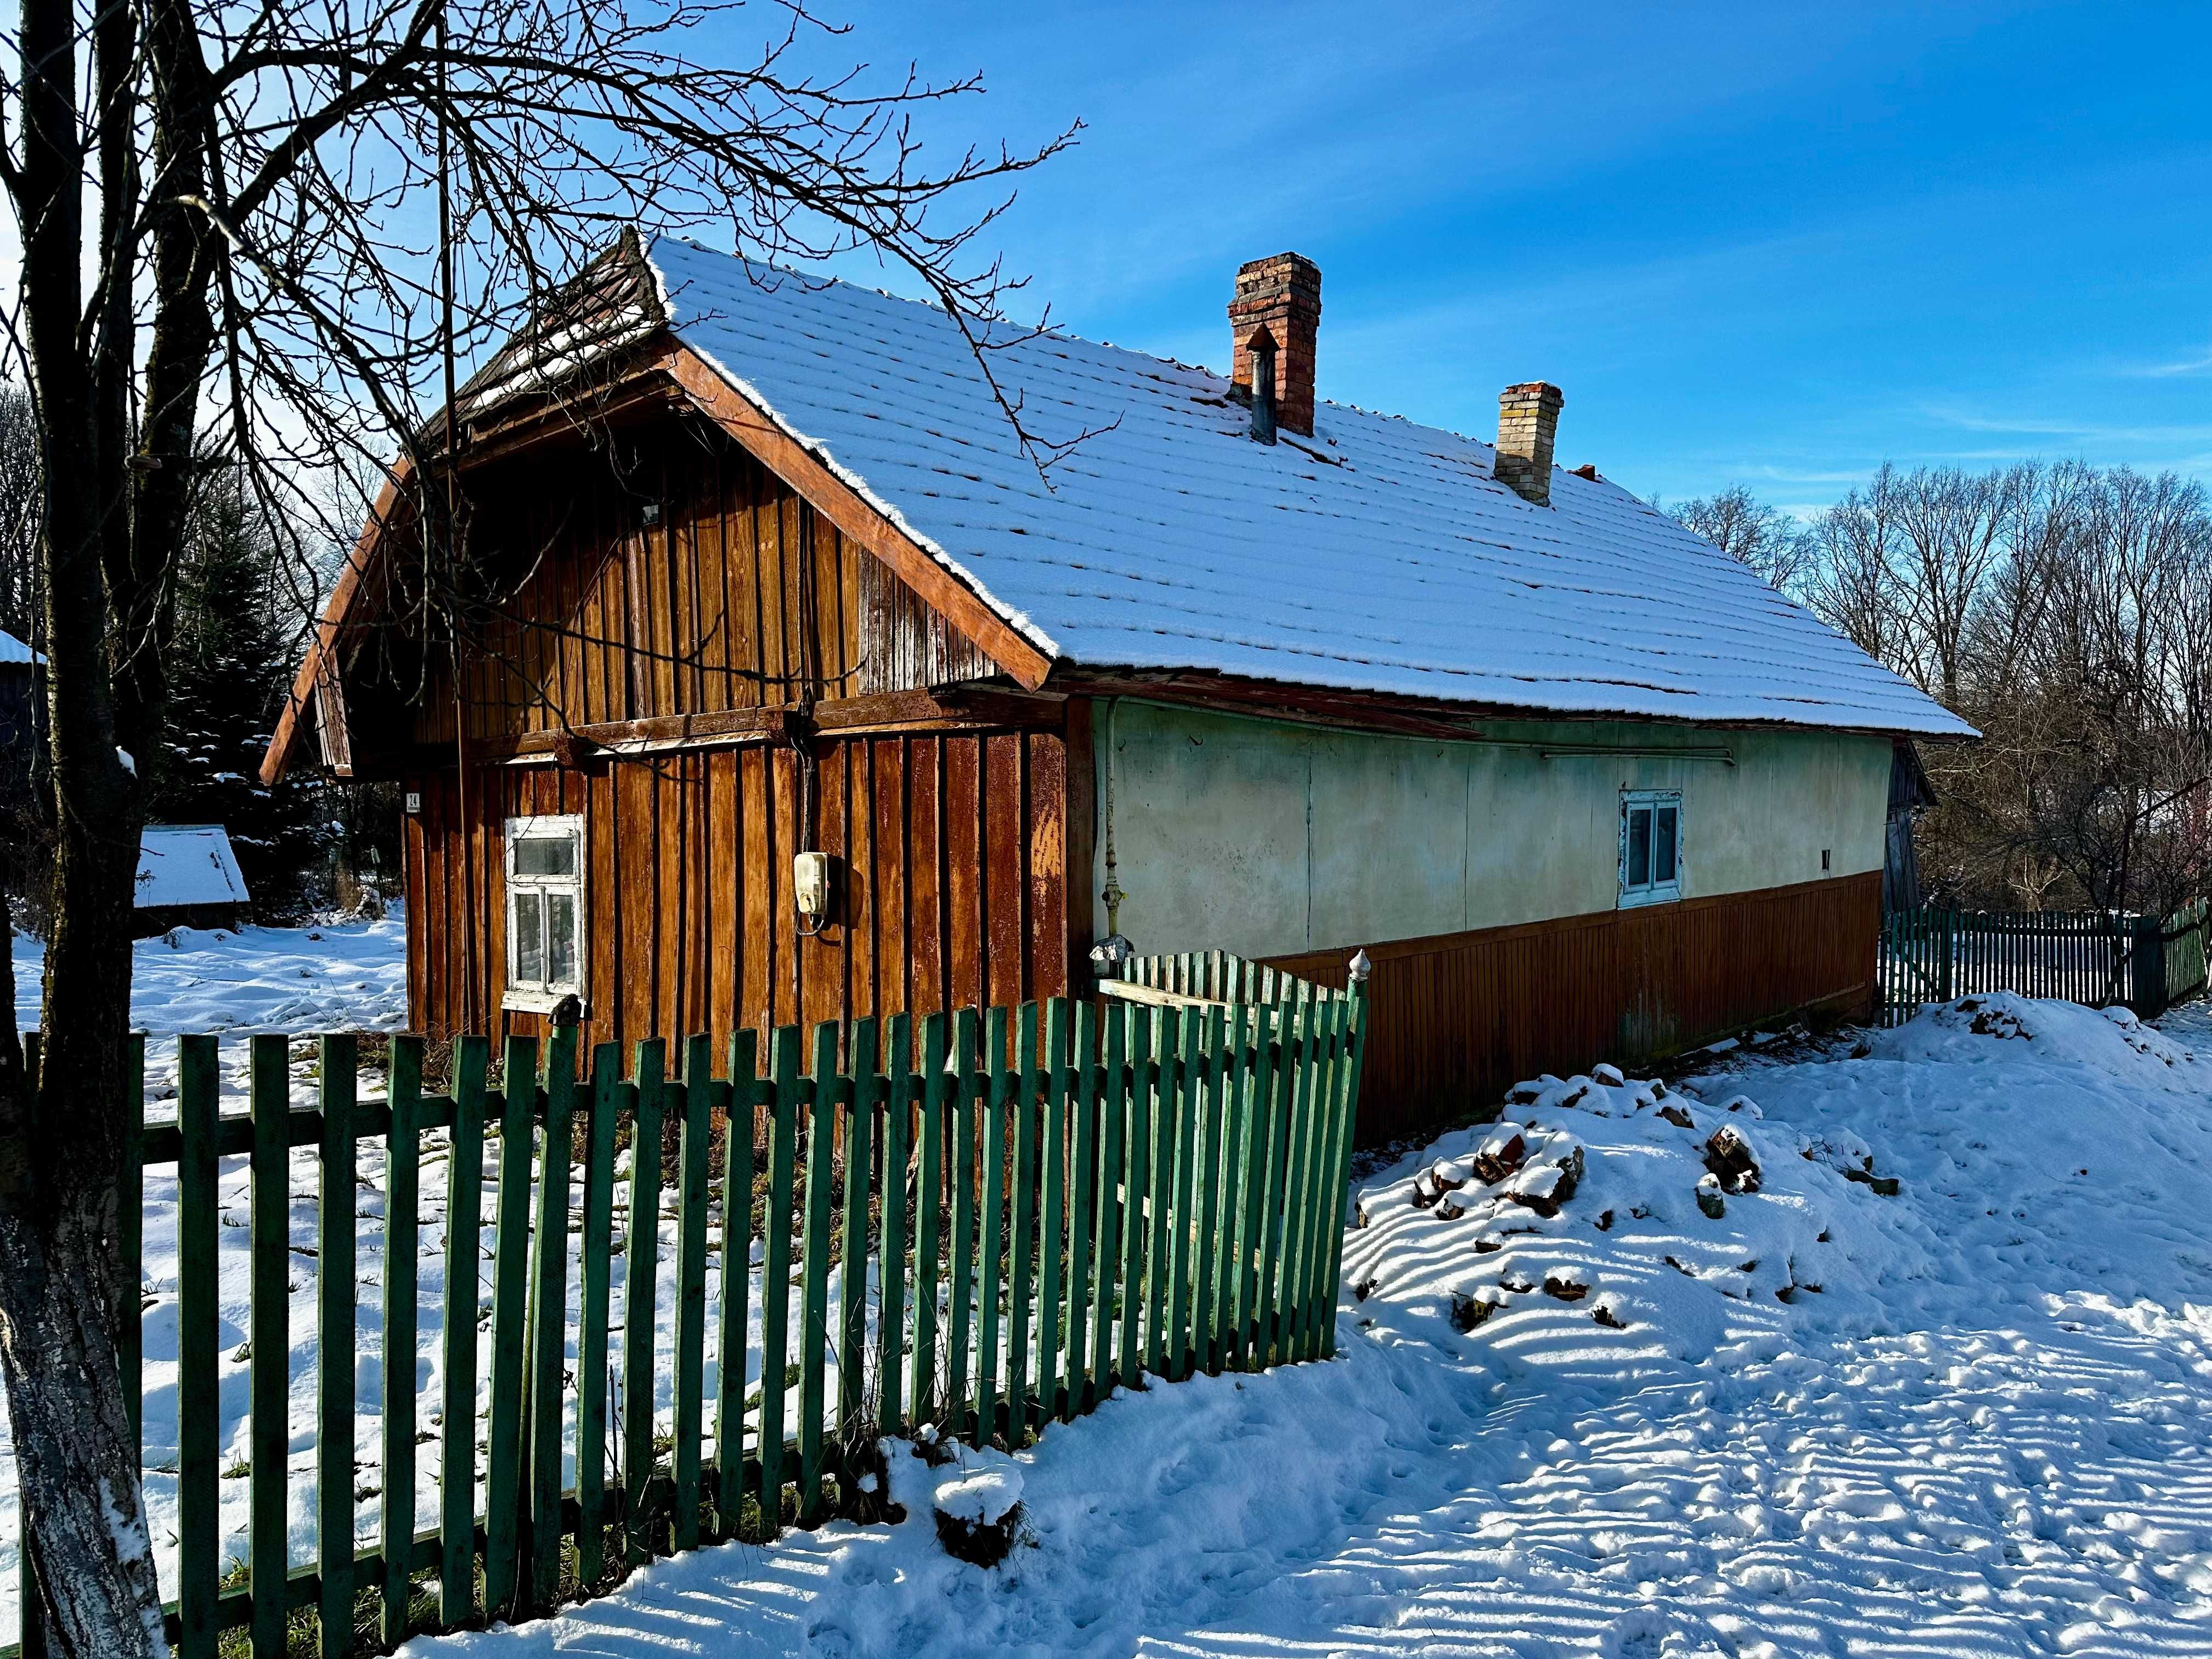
1228 253 1321 440
1494 382 1564 505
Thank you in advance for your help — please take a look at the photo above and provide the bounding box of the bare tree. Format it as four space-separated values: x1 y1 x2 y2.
0 2 1072 1649
1694 459 2212 917
1667 483 1815 592
1802 464 1904 669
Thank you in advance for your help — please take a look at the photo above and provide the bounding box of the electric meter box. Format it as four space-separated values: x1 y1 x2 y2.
793 851 832 919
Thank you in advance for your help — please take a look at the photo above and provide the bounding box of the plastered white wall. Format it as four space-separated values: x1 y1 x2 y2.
1091 701 1892 960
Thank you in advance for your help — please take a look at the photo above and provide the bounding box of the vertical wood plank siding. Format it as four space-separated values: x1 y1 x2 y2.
1266 870 1882 1144
369 417 992 749
402 726 1072 1052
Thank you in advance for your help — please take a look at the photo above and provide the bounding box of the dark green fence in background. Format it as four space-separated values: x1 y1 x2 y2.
1878 899 2209 1026
9 951 1367 1657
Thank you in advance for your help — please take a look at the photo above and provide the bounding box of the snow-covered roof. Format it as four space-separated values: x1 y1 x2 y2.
137 824 251 910
640 237 1971 738
0 629 37 667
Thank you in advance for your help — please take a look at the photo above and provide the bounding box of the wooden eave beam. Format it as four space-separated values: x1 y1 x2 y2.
345 685 1068 775
1053 668 1968 747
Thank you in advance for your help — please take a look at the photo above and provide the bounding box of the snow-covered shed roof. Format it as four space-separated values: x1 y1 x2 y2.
0 628 38 667
136 824 251 910
639 237 1970 738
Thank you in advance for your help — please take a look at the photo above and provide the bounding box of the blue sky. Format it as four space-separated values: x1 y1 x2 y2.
762 0 2210 515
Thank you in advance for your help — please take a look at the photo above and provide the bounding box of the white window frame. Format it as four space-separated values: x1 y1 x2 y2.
1618 789 1684 909
503 813 587 1013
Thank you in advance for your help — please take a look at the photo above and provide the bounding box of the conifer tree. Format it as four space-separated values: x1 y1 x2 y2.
146 470 326 916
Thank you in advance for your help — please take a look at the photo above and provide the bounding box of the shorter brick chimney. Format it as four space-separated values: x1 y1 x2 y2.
1494 382 1564 505
1229 253 1321 440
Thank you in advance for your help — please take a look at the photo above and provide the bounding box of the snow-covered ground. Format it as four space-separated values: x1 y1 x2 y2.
407 992 2212 1659
11 919 2212 1656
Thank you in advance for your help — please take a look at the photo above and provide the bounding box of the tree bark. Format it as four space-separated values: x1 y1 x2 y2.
0 0 177 1647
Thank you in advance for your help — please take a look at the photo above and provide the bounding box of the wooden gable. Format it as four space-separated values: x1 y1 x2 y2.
264 337 1053 784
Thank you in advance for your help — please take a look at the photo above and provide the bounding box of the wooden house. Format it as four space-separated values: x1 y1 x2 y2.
261 235 1970 1142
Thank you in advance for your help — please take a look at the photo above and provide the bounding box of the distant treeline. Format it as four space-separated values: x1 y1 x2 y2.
1669 465 2211 916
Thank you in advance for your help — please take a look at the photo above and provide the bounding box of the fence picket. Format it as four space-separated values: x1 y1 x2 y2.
1193 1006 1226 1375
175 1036 219 1659
758 1028 800 1533
1009 1001 1040 1437
528 1025 579 1606
1039 1000 1069 1423
379 1036 424 1644
1165 1008 1201 1381
1091 1003 1125 1398
1322 976 1370 1357
672 1037 713 1552
578 1043 622 1581
1064 1001 1096 1420
911 1013 946 1427
249 1033 292 1658
714 1031 759 1535
439 1038 488 1627
978 1006 1008 1446
315 1036 358 1658
878 1014 911 1434
483 1036 536 1617
947 1007 980 1440
620 1040 665 1564
1118 1004 1150 1389
841 1017 878 1442
797 1023 839 1523
1143 1009 1176 1378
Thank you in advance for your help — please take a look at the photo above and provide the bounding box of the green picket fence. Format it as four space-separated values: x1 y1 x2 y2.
8 952 1367 1656
1878 900 2208 1026
2163 898 2211 1010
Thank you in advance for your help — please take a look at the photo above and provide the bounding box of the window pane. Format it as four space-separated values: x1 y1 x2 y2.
1655 807 1678 885
548 892 578 989
514 891 545 986
1627 808 1652 887
514 834 576 878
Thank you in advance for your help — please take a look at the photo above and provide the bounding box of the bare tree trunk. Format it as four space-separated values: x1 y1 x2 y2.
0 0 167 1646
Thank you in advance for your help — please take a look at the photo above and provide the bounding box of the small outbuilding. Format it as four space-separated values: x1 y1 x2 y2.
262 234 1970 1143
135 824 253 936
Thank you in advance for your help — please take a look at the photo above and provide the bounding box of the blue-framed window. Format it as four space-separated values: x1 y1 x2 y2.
1619 789 1683 907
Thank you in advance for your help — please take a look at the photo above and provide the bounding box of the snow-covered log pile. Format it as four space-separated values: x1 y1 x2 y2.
1343 1060 1916 1363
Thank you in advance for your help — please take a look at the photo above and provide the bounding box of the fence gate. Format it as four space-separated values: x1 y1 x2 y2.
7 951 1367 1656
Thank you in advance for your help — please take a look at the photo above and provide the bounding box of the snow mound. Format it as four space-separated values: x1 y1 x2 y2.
1872 991 2201 1076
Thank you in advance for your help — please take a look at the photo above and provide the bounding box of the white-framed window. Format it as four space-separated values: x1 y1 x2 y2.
504 814 585 1011
1619 789 1683 908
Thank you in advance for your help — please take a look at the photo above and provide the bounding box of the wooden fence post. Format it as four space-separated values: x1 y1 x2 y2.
2131 914 2169 1019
